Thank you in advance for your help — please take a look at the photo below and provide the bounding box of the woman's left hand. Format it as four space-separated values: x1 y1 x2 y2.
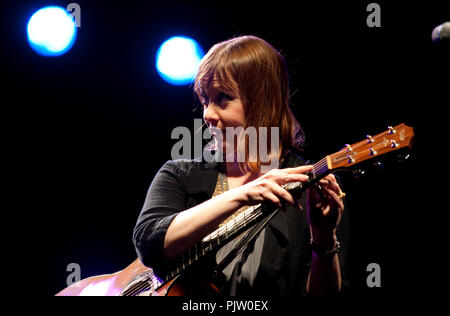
306 174 345 242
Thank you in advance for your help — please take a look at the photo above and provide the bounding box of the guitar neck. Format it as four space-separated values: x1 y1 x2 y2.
163 158 332 282
163 123 415 283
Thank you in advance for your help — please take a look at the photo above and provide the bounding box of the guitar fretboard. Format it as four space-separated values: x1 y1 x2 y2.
163 158 331 282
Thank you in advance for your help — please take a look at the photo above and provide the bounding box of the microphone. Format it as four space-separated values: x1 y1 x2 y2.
432 22 450 44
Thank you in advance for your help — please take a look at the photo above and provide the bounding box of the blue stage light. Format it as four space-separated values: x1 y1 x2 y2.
156 36 204 85
27 6 77 57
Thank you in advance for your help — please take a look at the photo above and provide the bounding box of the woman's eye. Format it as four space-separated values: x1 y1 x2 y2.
218 93 233 103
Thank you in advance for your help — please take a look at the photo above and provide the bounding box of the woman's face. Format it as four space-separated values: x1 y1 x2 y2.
203 80 246 158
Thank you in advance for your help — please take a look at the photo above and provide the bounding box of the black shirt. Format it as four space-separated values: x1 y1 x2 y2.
132 152 350 295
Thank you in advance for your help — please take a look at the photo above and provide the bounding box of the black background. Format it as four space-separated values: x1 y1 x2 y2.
2 0 449 297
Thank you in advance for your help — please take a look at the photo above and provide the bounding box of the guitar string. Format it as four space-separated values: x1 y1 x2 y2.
124 130 407 295
170 179 308 277
127 282 153 296
146 159 330 287
125 178 318 295
123 273 162 296
126 155 341 295
164 204 266 281
225 133 402 240
330 140 401 164
165 136 399 283
205 206 261 242
128 275 159 296
331 141 382 161
203 191 276 243
122 275 155 296
206 207 254 240
122 280 149 296
202 180 305 246
330 130 406 162
331 144 373 162
125 181 306 296
330 131 404 162
312 159 328 173
124 284 147 296
192 208 262 268
204 178 310 246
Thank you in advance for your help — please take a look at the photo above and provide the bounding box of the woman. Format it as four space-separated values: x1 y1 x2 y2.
133 35 349 296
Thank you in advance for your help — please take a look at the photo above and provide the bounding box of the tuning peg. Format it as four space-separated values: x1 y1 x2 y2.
388 126 396 134
345 144 353 153
347 155 355 164
390 140 399 148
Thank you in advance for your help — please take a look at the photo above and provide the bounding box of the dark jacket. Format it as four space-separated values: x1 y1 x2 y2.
133 152 350 295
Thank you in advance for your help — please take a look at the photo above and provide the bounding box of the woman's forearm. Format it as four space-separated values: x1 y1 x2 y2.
163 189 244 260
306 232 341 295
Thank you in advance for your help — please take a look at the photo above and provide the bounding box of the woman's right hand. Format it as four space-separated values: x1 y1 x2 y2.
233 165 313 209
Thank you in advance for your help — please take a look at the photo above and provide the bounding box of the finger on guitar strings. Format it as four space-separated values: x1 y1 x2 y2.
282 165 314 175
317 177 342 197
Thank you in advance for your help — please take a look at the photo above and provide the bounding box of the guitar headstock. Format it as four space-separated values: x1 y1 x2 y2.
329 123 415 171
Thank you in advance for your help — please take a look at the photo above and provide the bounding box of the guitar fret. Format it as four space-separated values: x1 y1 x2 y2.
166 171 325 281
312 157 330 179
165 183 302 282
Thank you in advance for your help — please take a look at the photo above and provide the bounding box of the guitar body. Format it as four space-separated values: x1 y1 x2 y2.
56 258 152 296
153 273 220 296
56 257 219 296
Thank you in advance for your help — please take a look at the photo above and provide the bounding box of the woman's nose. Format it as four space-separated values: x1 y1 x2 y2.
203 103 219 125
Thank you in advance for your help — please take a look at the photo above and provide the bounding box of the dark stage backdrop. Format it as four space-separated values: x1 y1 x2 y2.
3 0 448 297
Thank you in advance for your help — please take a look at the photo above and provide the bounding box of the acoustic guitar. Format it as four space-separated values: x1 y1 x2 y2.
56 123 415 296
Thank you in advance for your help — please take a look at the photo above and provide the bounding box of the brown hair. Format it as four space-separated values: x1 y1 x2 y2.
194 35 304 172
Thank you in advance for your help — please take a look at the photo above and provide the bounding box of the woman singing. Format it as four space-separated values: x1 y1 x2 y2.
133 35 350 296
